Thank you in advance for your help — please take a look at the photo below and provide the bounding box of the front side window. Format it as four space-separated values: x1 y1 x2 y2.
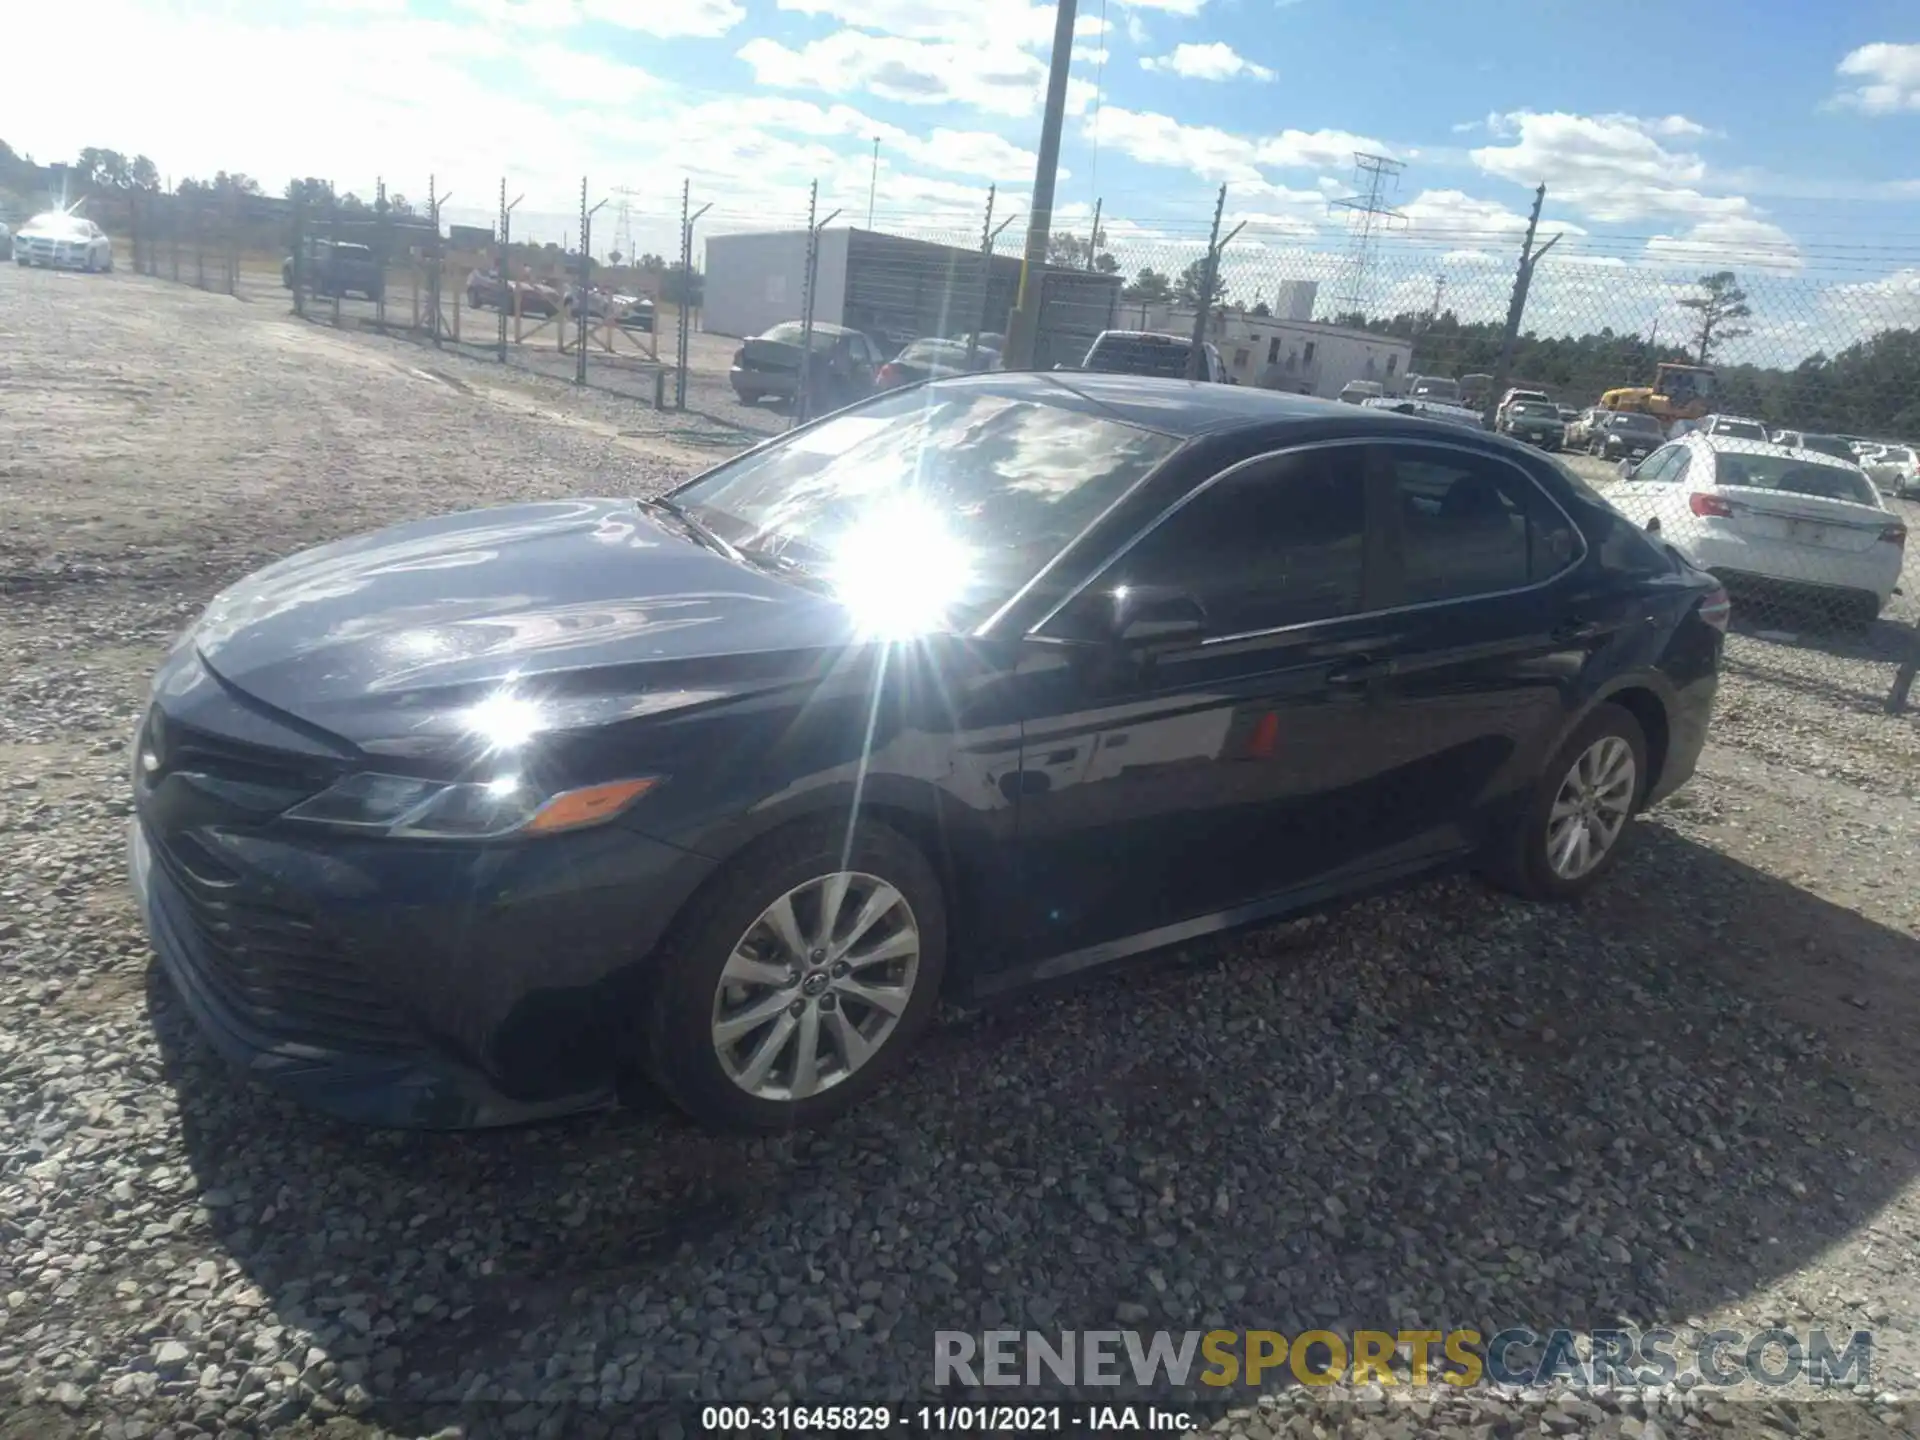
1386 449 1577 604
1072 449 1366 639
673 388 1183 630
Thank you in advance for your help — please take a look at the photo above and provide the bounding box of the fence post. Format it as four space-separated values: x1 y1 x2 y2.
128 191 141 275
1484 183 1560 430
795 182 822 429
1185 184 1228 381
498 179 517 364
677 182 710 410
966 186 999 369
374 178 389 329
327 188 342 326
576 177 591 385
290 190 305 317
225 186 239 296
427 175 443 348
1889 626 1920 713
193 192 206 289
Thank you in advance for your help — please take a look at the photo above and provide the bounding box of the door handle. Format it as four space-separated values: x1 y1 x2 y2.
1552 618 1614 645
1326 657 1393 687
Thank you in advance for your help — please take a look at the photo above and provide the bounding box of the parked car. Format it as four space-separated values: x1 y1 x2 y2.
282 239 382 301
465 268 511 309
1607 432 1901 626
1700 414 1769 443
1863 444 1920 498
1499 398 1566 450
1338 380 1386 405
13 211 114 272
874 337 1000 389
729 321 881 408
1771 430 1859 464
128 374 1725 1132
564 286 656 332
1361 396 1485 430
1565 408 1611 450
1080 330 1229 383
1593 411 1666 463
1406 375 1461 405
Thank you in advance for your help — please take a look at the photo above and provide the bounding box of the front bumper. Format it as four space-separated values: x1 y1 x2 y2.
15 245 89 269
731 365 796 398
129 688 716 1128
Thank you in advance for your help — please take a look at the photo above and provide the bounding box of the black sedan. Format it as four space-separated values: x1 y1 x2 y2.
130 375 1724 1133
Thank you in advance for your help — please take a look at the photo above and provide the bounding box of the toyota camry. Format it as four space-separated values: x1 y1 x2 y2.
130 375 1724 1132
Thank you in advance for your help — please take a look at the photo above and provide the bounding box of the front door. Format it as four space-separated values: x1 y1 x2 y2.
1001 444 1418 968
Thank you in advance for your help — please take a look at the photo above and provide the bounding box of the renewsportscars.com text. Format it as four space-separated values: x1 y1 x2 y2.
934 1327 1873 1390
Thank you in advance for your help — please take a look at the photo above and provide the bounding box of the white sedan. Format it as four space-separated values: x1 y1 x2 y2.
1605 432 1904 625
12 212 114 272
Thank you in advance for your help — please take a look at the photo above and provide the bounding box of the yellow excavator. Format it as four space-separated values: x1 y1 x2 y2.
1600 360 1716 423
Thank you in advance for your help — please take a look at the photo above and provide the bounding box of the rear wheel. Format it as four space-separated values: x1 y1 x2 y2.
1482 704 1648 901
643 820 947 1131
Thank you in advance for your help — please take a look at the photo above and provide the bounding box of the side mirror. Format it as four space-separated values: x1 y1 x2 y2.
1617 458 1637 479
1107 584 1207 646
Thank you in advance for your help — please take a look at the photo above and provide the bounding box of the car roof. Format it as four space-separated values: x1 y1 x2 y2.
1686 432 1858 471
1094 330 1189 343
932 370 1526 444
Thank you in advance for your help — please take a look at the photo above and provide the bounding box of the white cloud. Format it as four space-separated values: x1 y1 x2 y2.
1115 0 1208 13
1644 216 1803 275
1469 109 1767 226
1140 42 1273 81
522 43 658 102
580 0 744 36
1124 12 1149 45
1082 107 1263 183
1258 128 1392 169
738 30 1094 117
1831 43 1920 114
772 0 1105 47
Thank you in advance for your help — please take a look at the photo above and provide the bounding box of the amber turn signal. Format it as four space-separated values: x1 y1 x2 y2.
523 777 661 835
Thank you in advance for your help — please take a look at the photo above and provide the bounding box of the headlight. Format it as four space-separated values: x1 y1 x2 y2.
283 771 660 839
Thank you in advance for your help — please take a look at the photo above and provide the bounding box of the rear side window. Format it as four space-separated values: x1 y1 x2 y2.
1088 336 1191 377
1384 448 1578 603
1095 449 1366 636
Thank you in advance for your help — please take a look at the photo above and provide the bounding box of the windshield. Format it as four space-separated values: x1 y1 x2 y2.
1087 336 1191 377
1797 434 1856 460
672 388 1182 632
25 212 87 235
1712 419 1768 439
1512 402 1558 419
1411 378 1458 400
900 341 968 365
331 243 373 258
1881 447 1917 465
1611 414 1662 432
1714 453 1879 506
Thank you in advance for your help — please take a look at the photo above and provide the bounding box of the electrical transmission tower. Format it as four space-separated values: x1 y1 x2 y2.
1329 152 1406 318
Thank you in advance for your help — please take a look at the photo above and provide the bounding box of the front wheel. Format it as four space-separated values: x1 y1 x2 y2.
642 820 947 1131
1481 704 1648 901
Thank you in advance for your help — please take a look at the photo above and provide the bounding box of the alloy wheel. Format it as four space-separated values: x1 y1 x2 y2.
710 871 920 1103
1545 735 1636 880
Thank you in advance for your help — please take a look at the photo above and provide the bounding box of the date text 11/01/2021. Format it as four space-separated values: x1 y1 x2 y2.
699 1405 1192 1432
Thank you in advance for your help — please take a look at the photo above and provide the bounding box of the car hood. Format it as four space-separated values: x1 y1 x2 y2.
189 499 861 756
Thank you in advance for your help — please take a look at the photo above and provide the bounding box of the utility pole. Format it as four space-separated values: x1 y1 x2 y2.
867 138 880 229
1185 185 1237 381
1001 0 1078 370
1086 197 1102 272
499 180 524 364
678 180 712 410
1484 183 1559 430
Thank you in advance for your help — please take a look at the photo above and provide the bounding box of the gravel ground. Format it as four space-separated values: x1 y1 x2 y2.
4 268 1920 1440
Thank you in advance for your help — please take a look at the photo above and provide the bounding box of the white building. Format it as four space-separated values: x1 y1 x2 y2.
1218 316 1413 398
1272 280 1319 323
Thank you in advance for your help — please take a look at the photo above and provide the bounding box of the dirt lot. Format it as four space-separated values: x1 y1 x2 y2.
4 268 1920 1440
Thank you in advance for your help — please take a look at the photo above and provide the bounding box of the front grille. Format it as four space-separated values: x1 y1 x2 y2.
141 706 337 807
147 828 423 1056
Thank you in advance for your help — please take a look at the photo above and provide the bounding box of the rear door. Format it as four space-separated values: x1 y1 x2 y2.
1348 441 1606 848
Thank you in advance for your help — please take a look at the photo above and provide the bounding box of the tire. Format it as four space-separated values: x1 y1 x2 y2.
642 819 947 1132
735 390 760 406
1481 703 1649 902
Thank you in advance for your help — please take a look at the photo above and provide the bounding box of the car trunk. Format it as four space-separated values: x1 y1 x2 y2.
1719 489 1889 555
737 337 809 377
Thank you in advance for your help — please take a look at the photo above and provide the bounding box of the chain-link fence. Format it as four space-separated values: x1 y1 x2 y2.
104 171 1920 705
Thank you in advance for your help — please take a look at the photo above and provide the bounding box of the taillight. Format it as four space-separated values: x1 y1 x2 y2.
876 363 904 387
1698 585 1731 633
1688 491 1734 518
1882 520 1907 548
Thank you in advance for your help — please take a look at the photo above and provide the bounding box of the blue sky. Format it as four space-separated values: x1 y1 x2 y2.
10 0 1920 349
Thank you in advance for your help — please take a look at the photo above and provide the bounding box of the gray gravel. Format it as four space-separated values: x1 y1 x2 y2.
4 268 1920 1440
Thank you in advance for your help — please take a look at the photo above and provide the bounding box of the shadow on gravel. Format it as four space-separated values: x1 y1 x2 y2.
151 821 1920 1427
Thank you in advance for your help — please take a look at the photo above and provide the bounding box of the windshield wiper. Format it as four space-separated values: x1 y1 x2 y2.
736 542 833 593
637 496 741 561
